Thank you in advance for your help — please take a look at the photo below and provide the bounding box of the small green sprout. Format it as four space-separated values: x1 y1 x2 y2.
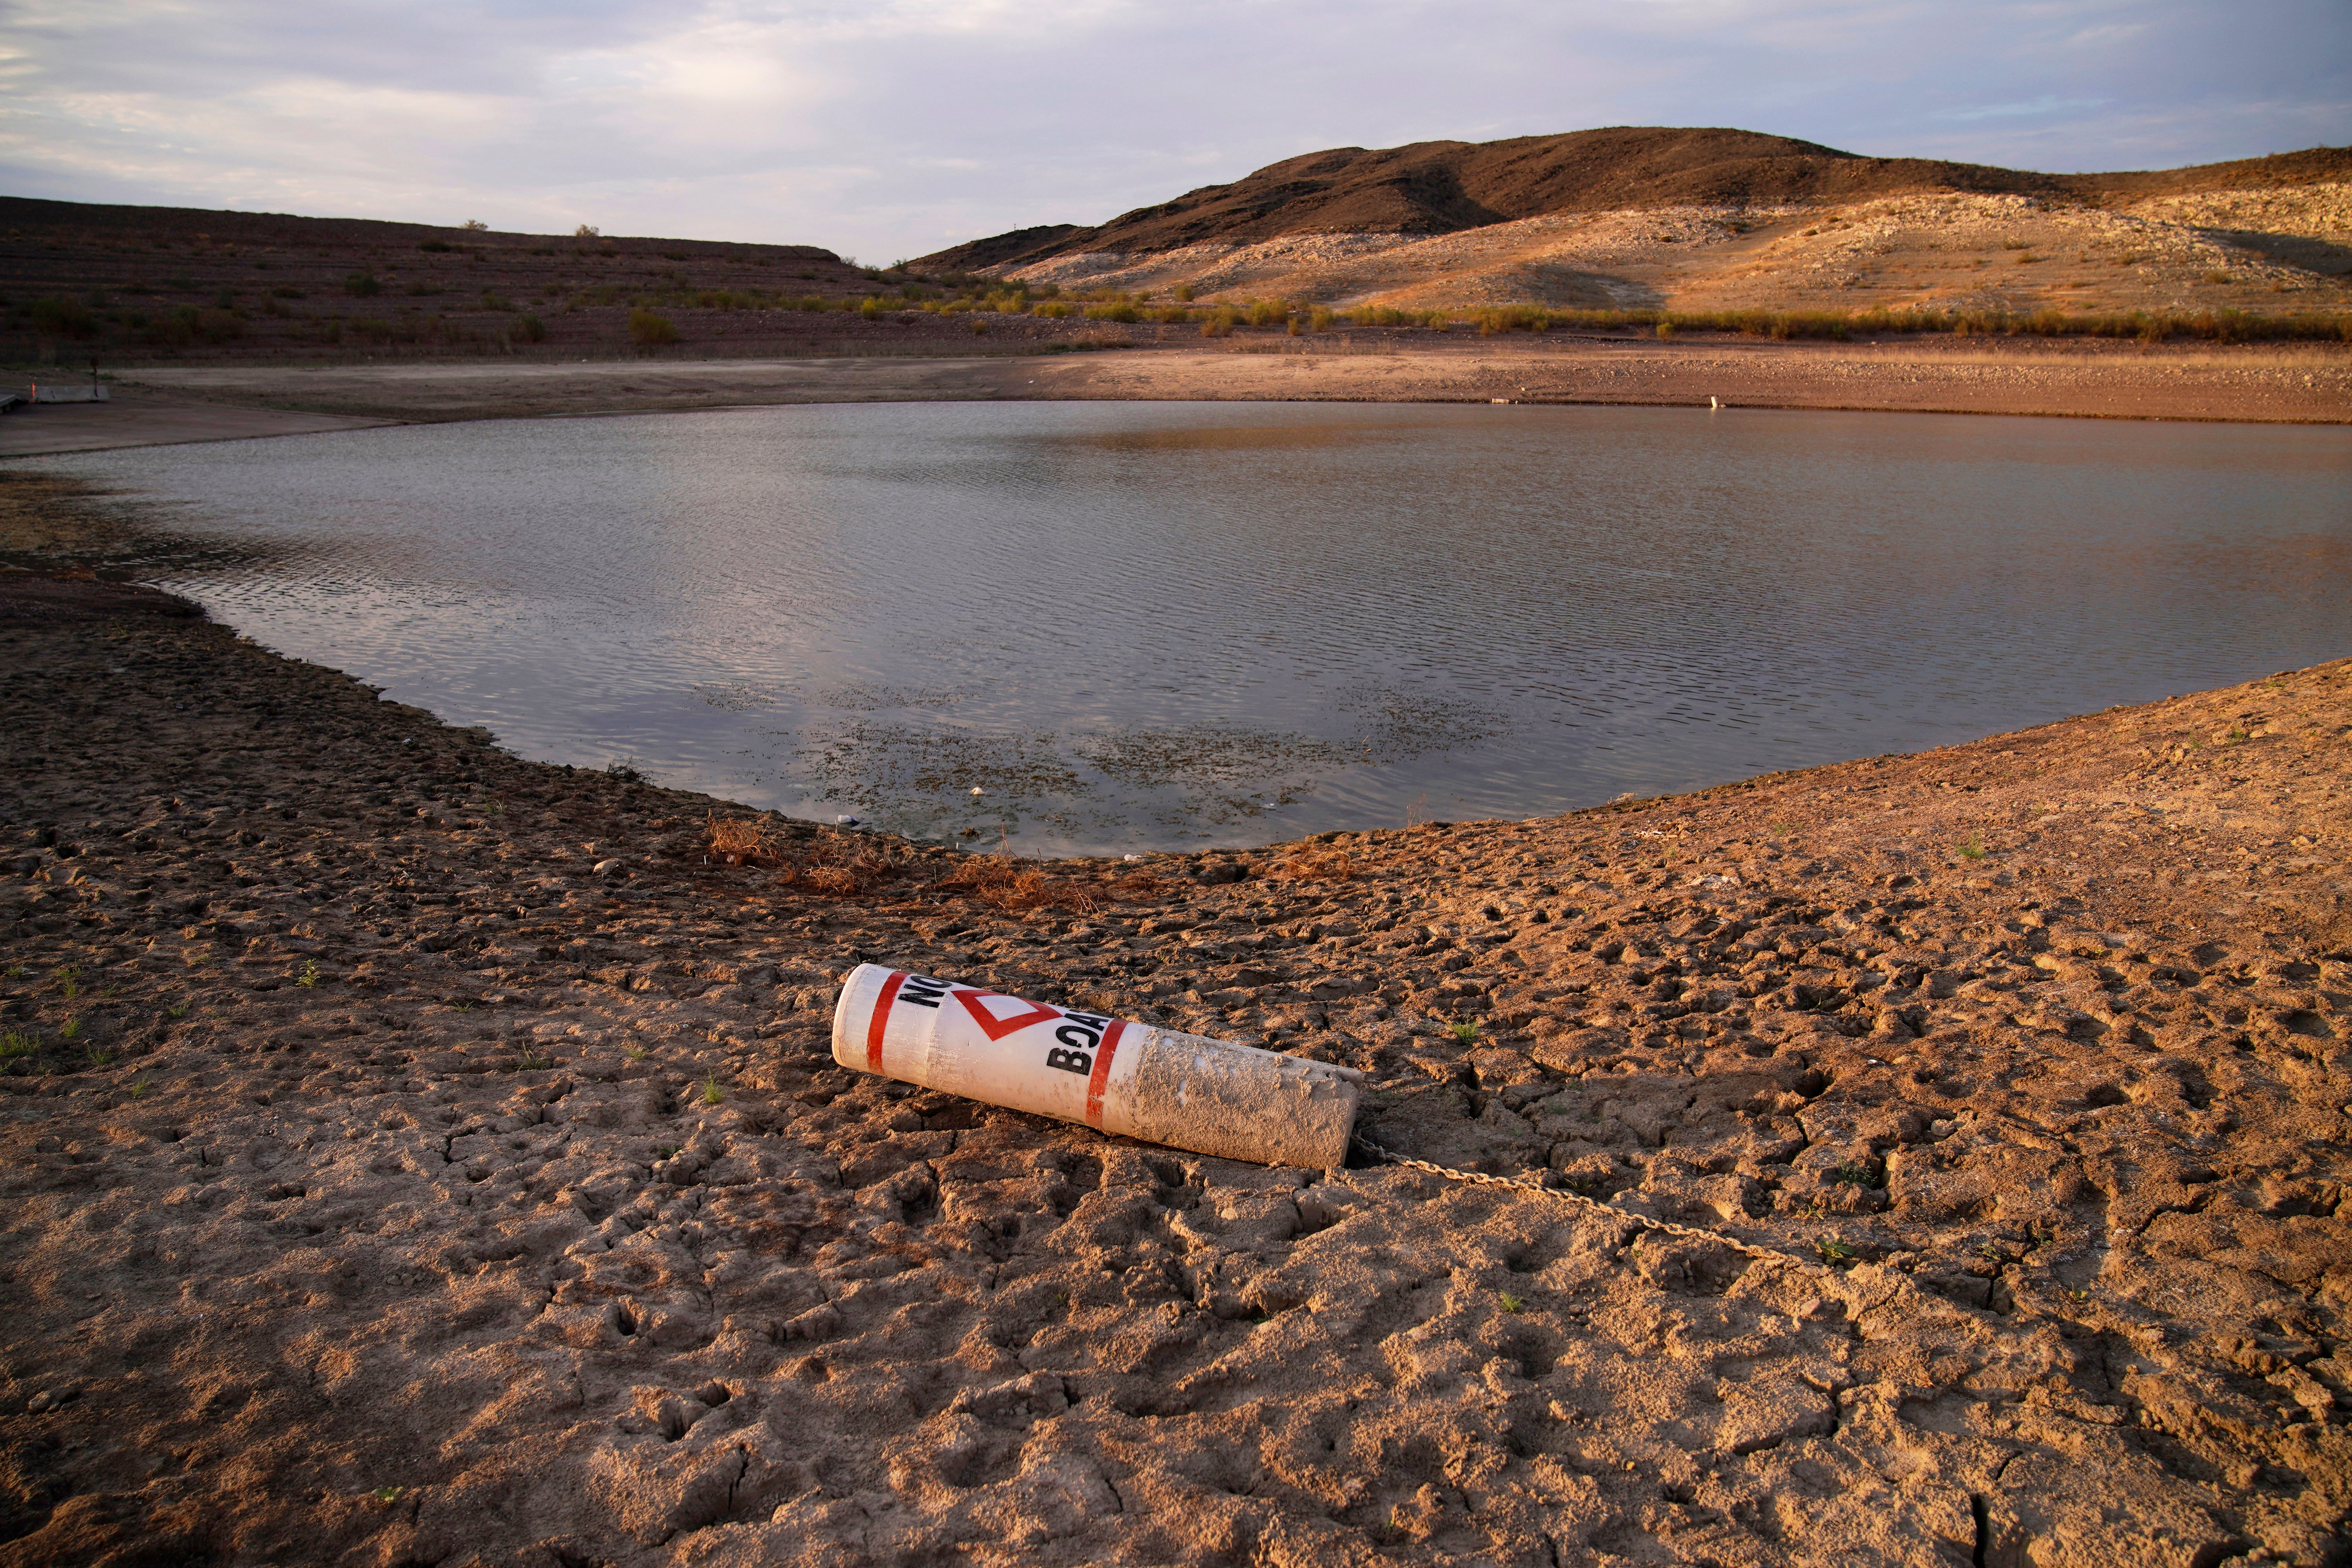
4 964 24 980
167 1004 189 1020
1956 835 1987 861
296 959 322 988
1814 1236 1855 1265
701 1073 724 1107
0 1030 35 1061
83 1045 113 1068
1499 1292 1525 1314
60 1017 82 1041
517 1048 549 1071
129 1077 150 1100
625 1043 648 1061
371 1486 401 1504
1830 1162 1883 1189
655 1144 681 1160
56 966 82 1000
1447 1019 1482 1045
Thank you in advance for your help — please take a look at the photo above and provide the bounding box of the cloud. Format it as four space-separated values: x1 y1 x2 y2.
0 0 2343 259
1938 98 2111 123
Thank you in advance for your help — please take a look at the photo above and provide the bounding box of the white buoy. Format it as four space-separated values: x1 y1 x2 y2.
831 964 1362 1168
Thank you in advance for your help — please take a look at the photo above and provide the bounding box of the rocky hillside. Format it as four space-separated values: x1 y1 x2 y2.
909 130 2352 321
913 128 2352 273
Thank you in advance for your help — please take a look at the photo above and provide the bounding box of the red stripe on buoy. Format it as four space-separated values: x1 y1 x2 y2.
867 970 907 1071
951 988 1063 1041
1086 1018 1127 1129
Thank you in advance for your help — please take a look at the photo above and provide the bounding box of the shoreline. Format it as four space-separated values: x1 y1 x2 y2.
0 470 2348 1565
3 334 2346 457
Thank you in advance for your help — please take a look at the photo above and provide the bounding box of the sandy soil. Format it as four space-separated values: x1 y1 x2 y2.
96 336 2352 429
1 483 2348 1567
0 387 397 458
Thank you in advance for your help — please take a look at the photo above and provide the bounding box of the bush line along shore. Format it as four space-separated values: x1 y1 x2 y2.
0 481 2347 1565
16 274 2351 363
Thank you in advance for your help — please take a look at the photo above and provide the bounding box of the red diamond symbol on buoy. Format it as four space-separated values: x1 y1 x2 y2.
952 989 1063 1041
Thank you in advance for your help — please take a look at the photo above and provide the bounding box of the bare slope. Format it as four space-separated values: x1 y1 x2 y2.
0 198 881 367
995 184 2352 318
0 195 840 266
912 127 2352 271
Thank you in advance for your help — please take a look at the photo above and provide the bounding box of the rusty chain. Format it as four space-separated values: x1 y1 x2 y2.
1351 1133 1835 1275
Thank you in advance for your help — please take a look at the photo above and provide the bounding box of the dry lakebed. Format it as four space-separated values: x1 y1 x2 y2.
0 475 2347 1568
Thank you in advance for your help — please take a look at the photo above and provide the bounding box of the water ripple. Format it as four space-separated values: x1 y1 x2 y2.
26 401 2351 855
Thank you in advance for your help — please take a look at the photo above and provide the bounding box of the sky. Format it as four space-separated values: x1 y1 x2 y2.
0 0 2345 264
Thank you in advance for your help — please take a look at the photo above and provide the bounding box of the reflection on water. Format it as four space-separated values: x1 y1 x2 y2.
27 401 2352 855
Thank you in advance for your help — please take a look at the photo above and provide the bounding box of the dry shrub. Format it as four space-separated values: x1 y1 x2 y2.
707 812 903 896
936 856 1094 914
786 833 900 897
1276 848 1356 882
705 813 790 868
802 863 869 895
935 858 1181 913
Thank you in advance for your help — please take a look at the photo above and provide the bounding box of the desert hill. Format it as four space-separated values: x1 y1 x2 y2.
913 127 2352 272
0 197 951 366
0 194 842 267
909 128 2352 321
5 128 2349 370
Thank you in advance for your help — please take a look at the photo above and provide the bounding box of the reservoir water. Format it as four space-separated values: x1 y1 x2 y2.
30 400 2352 856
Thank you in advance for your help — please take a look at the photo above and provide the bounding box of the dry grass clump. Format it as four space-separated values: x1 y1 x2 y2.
789 834 904 897
703 814 1183 909
704 813 795 868
1274 848 1356 882
704 813 905 896
935 857 1175 914
936 856 1094 914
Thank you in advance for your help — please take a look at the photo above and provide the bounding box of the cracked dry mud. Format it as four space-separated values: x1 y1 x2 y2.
0 566 2347 1568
